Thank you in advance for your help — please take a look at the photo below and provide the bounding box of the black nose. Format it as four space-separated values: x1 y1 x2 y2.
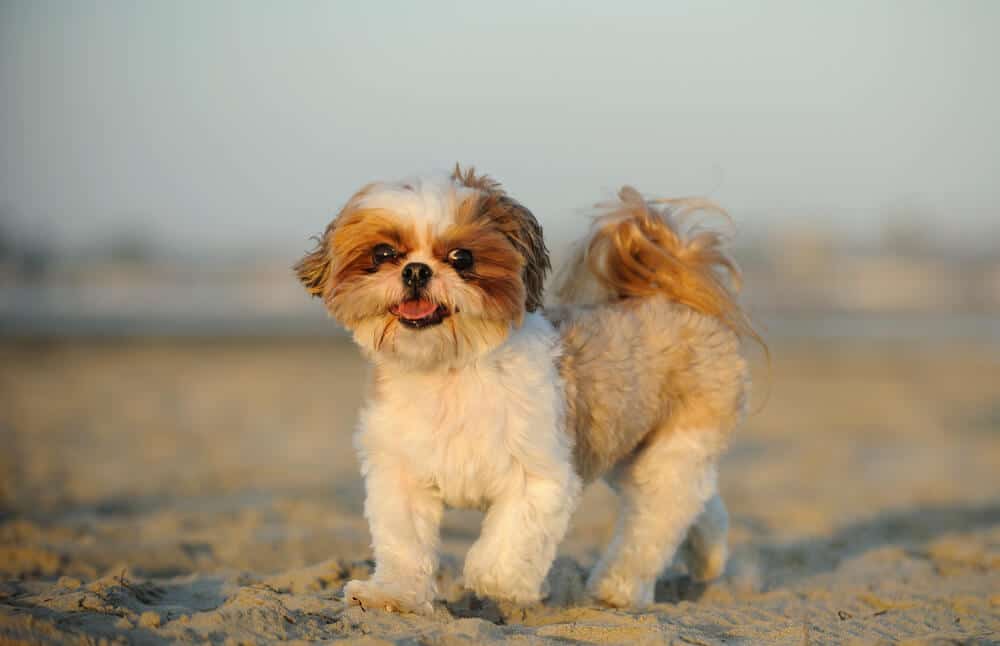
401 262 432 289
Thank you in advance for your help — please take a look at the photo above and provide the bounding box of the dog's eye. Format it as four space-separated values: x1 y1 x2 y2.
372 243 398 266
447 248 474 271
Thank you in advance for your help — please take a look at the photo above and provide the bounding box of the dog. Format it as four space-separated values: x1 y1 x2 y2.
295 166 757 613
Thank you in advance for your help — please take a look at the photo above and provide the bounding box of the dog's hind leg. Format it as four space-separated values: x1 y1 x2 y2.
679 491 729 582
586 423 724 608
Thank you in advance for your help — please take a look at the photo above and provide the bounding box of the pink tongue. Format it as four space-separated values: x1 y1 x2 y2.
396 299 438 320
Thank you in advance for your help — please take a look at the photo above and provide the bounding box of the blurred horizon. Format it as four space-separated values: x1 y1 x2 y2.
1 1 998 338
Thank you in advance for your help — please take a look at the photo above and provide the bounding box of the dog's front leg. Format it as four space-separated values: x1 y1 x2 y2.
343 458 443 615
463 470 581 604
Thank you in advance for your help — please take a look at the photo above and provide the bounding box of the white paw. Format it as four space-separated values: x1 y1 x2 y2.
342 578 434 616
463 544 547 604
586 571 654 608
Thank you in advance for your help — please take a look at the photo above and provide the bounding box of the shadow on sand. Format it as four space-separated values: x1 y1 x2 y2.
747 500 1000 589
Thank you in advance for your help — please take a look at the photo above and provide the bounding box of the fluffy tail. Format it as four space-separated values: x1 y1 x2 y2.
555 186 761 346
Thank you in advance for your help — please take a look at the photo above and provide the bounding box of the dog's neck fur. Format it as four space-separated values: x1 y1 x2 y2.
360 312 575 509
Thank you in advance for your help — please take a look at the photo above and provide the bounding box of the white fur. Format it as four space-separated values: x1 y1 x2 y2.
350 313 582 608
586 428 720 606
330 173 741 613
357 176 477 233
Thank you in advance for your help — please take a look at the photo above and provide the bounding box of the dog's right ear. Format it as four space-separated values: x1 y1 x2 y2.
297 184 378 298
295 230 333 299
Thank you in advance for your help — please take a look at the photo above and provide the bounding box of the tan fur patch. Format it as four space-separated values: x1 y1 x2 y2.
551 186 758 481
294 235 333 299
550 298 747 483
434 221 526 325
452 165 550 312
556 187 765 354
294 183 402 301
327 209 417 296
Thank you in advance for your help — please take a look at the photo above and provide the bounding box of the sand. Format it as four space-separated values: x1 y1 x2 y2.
1 337 999 645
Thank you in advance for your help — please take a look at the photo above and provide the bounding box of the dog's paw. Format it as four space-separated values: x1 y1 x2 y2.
342 579 434 616
687 541 728 582
586 572 654 608
462 546 547 604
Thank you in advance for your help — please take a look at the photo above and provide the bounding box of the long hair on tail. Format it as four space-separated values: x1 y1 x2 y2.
556 186 765 351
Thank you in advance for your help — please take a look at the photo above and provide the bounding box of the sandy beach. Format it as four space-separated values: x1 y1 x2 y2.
2 337 999 644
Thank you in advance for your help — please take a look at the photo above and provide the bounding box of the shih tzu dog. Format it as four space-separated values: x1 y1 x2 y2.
296 166 758 613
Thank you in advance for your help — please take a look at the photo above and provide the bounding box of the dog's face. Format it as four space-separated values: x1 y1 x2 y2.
296 168 549 369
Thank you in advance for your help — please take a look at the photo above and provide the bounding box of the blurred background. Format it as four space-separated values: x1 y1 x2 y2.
1 3 999 641
2 1 998 337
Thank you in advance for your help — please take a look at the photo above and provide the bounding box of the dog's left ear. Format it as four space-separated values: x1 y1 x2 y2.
295 229 333 299
494 195 549 312
453 164 551 311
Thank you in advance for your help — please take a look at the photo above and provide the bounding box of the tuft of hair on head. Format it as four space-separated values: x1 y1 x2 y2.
452 164 551 312
452 163 503 193
557 186 765 352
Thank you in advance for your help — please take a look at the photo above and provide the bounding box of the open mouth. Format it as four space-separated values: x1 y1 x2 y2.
390 298 450 329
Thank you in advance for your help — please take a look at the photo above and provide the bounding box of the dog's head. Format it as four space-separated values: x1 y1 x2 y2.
296 166 549 369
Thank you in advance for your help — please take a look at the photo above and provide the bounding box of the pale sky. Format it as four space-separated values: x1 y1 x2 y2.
1 1 998 256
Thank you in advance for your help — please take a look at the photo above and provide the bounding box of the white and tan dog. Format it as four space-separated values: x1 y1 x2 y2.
296 166 757 613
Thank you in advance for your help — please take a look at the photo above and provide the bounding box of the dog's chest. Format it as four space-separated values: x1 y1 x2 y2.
362 317 568 509
402 370 522 506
